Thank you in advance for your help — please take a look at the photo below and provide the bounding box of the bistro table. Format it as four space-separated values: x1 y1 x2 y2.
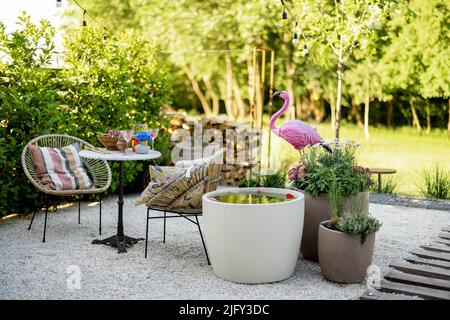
79 148 161 253
369 168 397 193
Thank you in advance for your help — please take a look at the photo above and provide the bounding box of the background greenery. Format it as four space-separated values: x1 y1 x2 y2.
73 0 450 133
0 14 172 216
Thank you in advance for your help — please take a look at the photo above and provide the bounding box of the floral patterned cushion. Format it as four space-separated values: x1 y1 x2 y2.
136 162 212 211
135 166 186 206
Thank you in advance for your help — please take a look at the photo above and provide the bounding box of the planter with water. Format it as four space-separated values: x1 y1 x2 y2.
202 187 305 284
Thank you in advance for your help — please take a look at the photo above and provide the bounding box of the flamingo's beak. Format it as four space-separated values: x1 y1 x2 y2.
272 91 282 98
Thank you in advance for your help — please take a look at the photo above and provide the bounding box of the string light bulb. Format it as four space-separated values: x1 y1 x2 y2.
56 0 62 8
302 44 309 56
292 33 299 45
82 10 87 27
282 9 287 20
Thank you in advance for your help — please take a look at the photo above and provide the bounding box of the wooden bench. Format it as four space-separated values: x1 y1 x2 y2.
370 168 397 193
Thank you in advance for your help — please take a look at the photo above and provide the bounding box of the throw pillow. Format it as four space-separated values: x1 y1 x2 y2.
29 143 93 190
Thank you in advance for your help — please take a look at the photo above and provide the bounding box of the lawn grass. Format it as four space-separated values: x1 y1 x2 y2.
261 122 450 196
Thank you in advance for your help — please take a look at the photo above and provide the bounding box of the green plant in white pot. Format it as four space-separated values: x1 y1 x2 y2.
318 180 382 284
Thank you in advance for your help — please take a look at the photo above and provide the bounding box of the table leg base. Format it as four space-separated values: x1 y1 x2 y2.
92 235 144 254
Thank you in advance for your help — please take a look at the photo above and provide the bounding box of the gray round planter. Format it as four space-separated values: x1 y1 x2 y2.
318 221 376 284
299 191 369 262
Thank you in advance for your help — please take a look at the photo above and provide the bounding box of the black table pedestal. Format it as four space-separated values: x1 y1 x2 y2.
92 161 143 253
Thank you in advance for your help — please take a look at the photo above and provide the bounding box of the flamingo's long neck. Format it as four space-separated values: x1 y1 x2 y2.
270 95 290 134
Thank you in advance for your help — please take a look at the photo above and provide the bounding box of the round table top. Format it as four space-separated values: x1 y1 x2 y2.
370 168 397 174
79 148 161 162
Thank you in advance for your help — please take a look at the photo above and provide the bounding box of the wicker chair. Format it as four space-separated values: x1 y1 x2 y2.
22 134 112 242
144 151 223 265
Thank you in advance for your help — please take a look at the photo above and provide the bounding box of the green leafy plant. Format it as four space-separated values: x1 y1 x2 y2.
418 165 450 200
238 171 286 189
0 14 172 216
288 140 374 198
336 212 382 244
372 177 399 194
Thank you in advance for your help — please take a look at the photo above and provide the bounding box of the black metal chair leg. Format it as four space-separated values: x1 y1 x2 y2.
78 200 81 224
163 211 166 243
99 194 102 236
42 205 48 243
28 210 36 230
145 208 150 258
195 214 210 265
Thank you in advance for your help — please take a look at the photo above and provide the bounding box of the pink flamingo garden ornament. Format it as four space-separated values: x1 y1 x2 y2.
270 91 331 152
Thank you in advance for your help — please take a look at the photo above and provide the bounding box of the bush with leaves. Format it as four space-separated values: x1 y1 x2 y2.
0 14 172 216
238 171 286 189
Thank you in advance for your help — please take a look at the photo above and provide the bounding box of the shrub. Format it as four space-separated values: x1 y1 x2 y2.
336 212 382 244
0 14 172 216
238 171 286 188
418 165 450 200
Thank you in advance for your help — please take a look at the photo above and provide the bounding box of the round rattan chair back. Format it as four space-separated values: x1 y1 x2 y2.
21 134 112 195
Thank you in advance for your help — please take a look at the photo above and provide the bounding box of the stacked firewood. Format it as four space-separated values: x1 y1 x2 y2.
167 112 260 186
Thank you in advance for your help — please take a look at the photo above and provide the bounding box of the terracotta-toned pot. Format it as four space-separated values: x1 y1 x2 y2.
318 221 376 284
299 191 369 262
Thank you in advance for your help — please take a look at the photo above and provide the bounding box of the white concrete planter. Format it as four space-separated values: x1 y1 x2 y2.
202 187 305 284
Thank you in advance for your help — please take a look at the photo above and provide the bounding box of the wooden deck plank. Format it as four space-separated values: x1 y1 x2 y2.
385 270 450 291
420 244 450 254
439 232 450 240
405 256 450 270
410 248 450 262
379 280 450 300
390 262 450 280
360 290 422 300
434 238 450 246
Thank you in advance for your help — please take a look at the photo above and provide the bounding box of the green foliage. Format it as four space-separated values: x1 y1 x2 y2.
372 177 399 194
328 179 342 224
0 15 172 216
0 14 62 215
336 212 382 244
418 164 450 200
238 171 286 189
290 141 372 197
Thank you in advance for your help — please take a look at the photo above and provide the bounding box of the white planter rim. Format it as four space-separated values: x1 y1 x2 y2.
203 187 304 207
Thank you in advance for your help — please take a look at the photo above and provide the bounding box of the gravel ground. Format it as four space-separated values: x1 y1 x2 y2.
0 194 448 300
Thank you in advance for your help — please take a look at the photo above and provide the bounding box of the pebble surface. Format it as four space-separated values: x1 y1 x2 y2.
0 194 448 300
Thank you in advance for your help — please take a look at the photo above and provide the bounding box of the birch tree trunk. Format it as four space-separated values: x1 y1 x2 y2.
225 52 235 120
410 98 422 132
232 76 246 119
285 61 296 120
329 84 335 131
364 73 370 139
202 76 219 115
183 67 211 115
335 47 344 139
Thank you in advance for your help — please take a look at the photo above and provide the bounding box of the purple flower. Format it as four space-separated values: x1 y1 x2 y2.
288 162 308 181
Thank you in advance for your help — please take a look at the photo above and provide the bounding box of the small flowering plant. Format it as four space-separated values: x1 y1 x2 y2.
106 130 121 138
134 131 153 142
289 139 373 197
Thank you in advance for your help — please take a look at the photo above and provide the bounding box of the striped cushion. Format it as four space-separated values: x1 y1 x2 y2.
29 143 93 190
